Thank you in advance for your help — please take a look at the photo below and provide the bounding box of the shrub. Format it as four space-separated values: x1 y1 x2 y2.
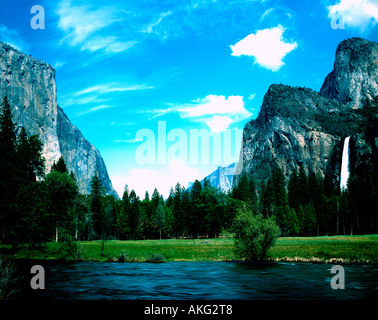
118 251 128 262
232 204 280 262
145 253 166 263
59 239 82 261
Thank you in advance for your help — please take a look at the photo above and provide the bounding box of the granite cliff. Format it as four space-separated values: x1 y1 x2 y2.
0 42 117 197
235 37 378 188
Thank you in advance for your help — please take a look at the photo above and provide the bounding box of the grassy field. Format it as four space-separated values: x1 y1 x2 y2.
4 234 377 264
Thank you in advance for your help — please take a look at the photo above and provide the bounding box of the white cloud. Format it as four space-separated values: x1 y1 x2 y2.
327 0 378 32
230 25 298 71
149 94 251 132
56 0 134 53
206 115 233 133
178 95 248 118
176 95 251 132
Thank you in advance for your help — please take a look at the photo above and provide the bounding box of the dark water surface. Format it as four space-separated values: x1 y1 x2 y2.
25 261 378 300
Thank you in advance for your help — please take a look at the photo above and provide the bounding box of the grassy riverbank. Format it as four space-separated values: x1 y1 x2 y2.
2 235 377 264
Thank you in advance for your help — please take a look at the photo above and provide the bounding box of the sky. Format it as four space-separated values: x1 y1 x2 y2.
0 0 377 198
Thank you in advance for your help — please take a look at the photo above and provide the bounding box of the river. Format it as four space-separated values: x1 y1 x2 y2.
22 261 377 300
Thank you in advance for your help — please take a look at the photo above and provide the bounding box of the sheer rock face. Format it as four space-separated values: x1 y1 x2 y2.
236 37 377 187
320 37 378 109
0 42 60 170
0 42 117 197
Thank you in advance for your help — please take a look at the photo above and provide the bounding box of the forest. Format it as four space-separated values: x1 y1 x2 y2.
0 96 377 250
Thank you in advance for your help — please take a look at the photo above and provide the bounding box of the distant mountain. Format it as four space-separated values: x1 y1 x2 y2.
189 162 236 192
0 42 118 198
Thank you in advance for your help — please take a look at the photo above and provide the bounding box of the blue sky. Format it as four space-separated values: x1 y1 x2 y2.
1 0 377 198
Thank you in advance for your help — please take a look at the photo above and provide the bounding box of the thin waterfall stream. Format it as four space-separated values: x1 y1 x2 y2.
340 136 351 190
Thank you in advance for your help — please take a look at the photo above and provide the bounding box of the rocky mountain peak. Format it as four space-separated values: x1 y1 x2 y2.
320 37 378 108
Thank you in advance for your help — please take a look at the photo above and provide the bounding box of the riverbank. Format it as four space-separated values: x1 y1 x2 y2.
1 235 377 264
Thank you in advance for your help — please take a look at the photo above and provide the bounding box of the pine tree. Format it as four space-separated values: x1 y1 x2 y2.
298 165 309 206
90 172 105 239
247 175 258 209
288 169 300 211
231 173 249 202
46 170 78 241
173 182 185 238
129 190 140 240
51 156 68 173
190 180 202 238
155 199 166 240
0 96 17 244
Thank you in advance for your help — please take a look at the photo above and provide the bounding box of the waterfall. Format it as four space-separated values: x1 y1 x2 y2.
340 136 351 190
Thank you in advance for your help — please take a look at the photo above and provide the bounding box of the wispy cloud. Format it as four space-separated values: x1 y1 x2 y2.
147 94 252 132
230 25 298 71
113 139 140 143
56 0 136 54
141 11 172 37
54 60 66 70
177 95 249 119
327 0 378 33
260 8 274 21
74 82 154 96
77 104 115 115
61 81 153 116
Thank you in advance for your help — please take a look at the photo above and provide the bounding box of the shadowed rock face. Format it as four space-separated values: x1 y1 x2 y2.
0 42 117 197
236 37 378 187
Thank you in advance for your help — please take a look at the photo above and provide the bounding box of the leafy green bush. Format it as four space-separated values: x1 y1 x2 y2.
233 204 280 262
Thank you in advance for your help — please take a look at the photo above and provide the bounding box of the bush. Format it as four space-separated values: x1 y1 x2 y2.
117 251 128 262
233 204 280 262
59 239 82 261
145 253 166 263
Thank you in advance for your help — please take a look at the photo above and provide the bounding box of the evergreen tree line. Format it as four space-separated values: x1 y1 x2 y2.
1 96 376 249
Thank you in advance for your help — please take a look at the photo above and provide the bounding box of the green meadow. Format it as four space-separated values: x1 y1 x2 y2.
4 234 377 264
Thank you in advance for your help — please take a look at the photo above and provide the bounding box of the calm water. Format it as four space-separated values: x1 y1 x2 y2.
25 261 378 300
